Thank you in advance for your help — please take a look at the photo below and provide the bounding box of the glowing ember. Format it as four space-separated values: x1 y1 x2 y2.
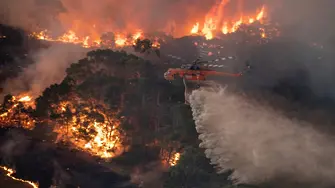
259 28 266 38
0 166 38 188
169 152 181 166
160 149 181 167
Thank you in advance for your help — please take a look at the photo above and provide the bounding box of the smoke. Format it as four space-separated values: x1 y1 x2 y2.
0 0 270 38
0 0 218 36
0 130 30 165
267 0 335 45
189 86 335 187
2 43 87 98
129 162 168 188
186 2 335 184
50 160 72 187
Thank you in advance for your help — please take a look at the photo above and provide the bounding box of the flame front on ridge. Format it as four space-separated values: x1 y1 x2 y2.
191 4 266 40
29 1 268 48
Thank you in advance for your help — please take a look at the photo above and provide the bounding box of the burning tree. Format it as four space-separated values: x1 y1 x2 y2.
32 74 127 159
51 97 126 159
60 49 188 166
0 94 35 130
133 38 160 57
31 49 167 160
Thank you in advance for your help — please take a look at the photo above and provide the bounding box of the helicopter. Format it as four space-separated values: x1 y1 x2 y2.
163 57 251 84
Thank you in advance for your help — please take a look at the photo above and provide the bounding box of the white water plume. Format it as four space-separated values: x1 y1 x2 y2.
189 86 335 186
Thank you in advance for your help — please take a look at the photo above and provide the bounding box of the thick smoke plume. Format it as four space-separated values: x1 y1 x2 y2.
2 43 87 98
189 86 335 187
269 0 335 44
186 1 335 184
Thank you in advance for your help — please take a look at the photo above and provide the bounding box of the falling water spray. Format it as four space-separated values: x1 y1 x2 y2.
189 85 335 187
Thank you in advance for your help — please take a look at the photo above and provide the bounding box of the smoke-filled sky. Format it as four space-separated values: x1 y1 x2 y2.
0 0 266 37
2 43 87 98
0 0 267 98
1 0 335 187
268 0 335 43
0 0 216 35
1 0 335 41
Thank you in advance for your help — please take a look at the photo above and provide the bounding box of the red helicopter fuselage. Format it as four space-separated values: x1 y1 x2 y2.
163 68 241 81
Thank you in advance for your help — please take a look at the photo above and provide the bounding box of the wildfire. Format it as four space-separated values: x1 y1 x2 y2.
259 28 266 38
28 1 269 48
30 28 161 49
30 30 101 48
191 23 199 34
160 149 181 167
0 93 124 159
0 166 38 188
18 95 32 102
191 4 266 40
52 98 125 159
115 31 142 47
0 94 35 130
169 152 181 166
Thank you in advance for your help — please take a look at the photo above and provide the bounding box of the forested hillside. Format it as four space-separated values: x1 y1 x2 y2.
33 49 239 187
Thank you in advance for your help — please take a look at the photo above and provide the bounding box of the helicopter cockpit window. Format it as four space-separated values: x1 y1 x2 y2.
190 65 200 70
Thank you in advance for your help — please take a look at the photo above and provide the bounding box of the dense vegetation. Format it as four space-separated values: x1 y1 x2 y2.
30 48 237 187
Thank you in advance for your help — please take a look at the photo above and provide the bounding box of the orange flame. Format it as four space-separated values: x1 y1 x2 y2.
169 152 181 166
0 93 124 159
191 4 266 39
29 2 268 47
0 166 38 188
160 149 181 167
31 29 149 49
0 94 35 130
18 95 32 102
53 98 125 159
191 22 199 34
31 30 101 48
